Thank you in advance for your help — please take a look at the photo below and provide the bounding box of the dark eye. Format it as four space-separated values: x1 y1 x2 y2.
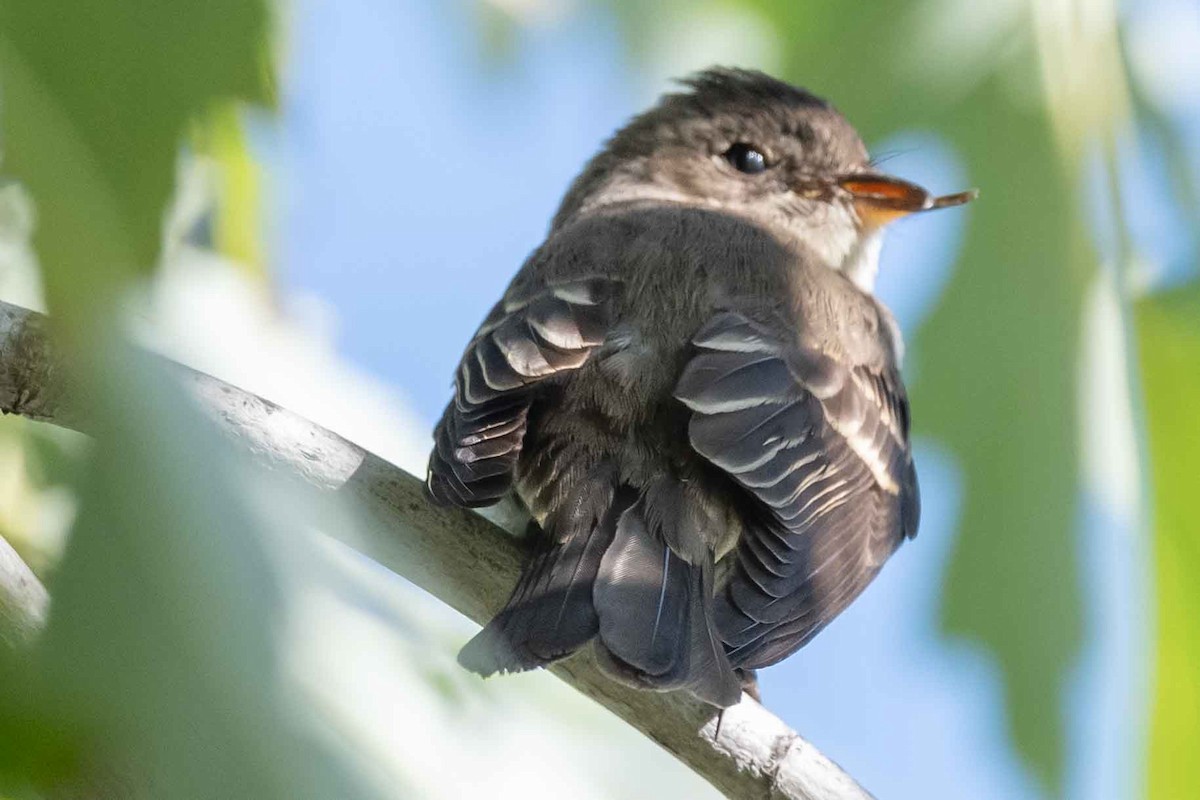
724 143 768 174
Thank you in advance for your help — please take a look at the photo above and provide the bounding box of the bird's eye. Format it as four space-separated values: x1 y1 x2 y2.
724 143 768 174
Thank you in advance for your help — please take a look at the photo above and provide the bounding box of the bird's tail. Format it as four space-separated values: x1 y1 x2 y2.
457 470 741 707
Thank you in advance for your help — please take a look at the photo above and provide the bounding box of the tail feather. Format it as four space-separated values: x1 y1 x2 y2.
593 497 740 706
458 477 628 674
457 543 546 674
458 474 741 707
594 498 691 679
684 562 744 706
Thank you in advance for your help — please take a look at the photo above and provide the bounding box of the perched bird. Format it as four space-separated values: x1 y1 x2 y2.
427 68 974 707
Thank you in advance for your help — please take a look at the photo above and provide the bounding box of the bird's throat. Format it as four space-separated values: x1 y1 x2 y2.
840 228 884 294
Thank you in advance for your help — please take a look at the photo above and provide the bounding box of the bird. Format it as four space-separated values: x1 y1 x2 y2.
426 67 975 707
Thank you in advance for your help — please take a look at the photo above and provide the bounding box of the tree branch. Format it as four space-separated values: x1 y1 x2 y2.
0 299 872 800
0 529 49 649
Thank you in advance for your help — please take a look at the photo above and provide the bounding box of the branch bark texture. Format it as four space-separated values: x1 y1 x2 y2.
0 299 872 800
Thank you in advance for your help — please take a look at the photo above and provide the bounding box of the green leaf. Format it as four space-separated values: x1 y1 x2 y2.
0 3 389 795
0 0 272 318
1136 281 1200 800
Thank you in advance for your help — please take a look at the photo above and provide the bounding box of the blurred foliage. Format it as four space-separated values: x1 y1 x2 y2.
600 0 1094 788
1136 284 1200 800
0 0 272 324
0 0 382 796
196 105 270 279
475 2 523 65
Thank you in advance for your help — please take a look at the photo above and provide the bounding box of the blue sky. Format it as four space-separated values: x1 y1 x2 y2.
272 1 1157 796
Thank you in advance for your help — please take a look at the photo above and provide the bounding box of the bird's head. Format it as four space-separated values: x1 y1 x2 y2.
555 67 975 293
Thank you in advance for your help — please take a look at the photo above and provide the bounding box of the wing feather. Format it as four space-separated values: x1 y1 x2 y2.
427 276 619 507
675 310 918 669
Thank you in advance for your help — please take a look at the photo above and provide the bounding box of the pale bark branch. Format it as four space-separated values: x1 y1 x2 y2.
0 299 872 800
0 529 49 649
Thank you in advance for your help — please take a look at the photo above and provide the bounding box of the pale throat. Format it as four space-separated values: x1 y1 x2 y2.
839 227 884 293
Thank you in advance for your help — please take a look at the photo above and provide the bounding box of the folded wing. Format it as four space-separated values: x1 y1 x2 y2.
427 276 618 507
675 311 919 670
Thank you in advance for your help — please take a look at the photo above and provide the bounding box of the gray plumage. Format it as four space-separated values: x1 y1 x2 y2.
430 68 956 707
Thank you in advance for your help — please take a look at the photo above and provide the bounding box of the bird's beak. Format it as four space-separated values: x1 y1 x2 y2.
834 173 978 228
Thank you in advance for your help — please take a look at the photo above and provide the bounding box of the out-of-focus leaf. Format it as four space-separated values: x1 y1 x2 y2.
1136 281 1200 800
0 4 378 792
0 0 272 319
475 1 522 64
0 343 377 800
198 105 269 278
598 0 1088 787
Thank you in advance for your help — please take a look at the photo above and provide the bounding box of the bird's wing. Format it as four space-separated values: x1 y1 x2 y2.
675 310 919 669
427 275 619 507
